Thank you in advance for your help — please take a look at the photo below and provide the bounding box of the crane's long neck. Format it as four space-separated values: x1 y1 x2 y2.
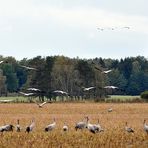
30 119 35 127
17 120 19 125
125 122 128 127
144 120 148 127
97 119 100 124
53 118 56 124
86 117 90 125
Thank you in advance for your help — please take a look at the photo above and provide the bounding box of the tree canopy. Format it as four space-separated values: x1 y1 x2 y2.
0 55 147 99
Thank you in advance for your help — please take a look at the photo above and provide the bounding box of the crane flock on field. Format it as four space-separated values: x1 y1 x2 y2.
0 117 148 134
0 60 147 135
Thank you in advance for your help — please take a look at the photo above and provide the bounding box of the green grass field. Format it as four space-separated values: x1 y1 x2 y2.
108 95 141 101
0 95 142 103
0 96 32 102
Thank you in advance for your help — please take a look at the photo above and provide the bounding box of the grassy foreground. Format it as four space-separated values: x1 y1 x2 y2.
0 103 148 147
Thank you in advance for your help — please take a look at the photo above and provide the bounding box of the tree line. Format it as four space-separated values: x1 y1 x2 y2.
0 55 148 101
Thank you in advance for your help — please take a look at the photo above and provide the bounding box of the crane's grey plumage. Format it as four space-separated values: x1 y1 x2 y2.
85 117 104 134
0 124 14 132
26 118 35 133
63 123 68 131
93 119 104 132
125 122 134 133
143 119 148 134
75 121 86 130
75 117 87 131
108 106 113 112
45 118 56 132
85 117 96 134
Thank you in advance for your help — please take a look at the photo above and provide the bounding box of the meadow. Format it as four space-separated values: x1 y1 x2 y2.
0 95 142 103
0 102 148 147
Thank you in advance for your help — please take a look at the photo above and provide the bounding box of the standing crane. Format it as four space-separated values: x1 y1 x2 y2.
143 119 148 134
0 124 14 132
16 119 21 132
45 118 56 132
26 118 35 133
93 119 104 132
125 122 134 133
63 123 68 131
108 106 113 112
85 116 96 134
75 116 87 131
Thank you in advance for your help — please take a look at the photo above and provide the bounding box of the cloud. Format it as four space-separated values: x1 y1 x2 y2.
0 0 148 31
0 0 148 35
0 0 147 60
0 24 12 32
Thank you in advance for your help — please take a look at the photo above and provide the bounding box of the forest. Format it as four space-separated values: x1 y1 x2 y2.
0 55 147 101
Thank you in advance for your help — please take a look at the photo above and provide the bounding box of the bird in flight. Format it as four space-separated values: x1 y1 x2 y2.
97 28 104 31
20 65 37 70
19 92 34 96
27 88 41 92
97 26 130 31
104 86 119 89
123 26 130 29
102 69 112 74
36 102 47 108
97 27 116 31
0 61 4 64
53 90 68 95
94 66 112 74
83 87 95 91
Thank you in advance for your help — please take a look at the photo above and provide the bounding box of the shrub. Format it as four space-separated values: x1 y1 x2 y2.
141 91 148 100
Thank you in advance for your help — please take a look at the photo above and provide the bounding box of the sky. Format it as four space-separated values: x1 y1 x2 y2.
0 0 148 60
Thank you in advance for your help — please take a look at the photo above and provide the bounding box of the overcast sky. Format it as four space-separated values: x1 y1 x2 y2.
0 0 147 60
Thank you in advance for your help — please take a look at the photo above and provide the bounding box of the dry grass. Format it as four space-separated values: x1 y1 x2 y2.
0 103 148 147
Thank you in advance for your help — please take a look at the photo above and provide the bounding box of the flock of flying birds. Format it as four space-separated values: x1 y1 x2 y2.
97 26 130 31
0 60 122 102
0 116 148 134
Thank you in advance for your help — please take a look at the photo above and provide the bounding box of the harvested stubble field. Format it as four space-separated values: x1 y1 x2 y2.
0 103 148 148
